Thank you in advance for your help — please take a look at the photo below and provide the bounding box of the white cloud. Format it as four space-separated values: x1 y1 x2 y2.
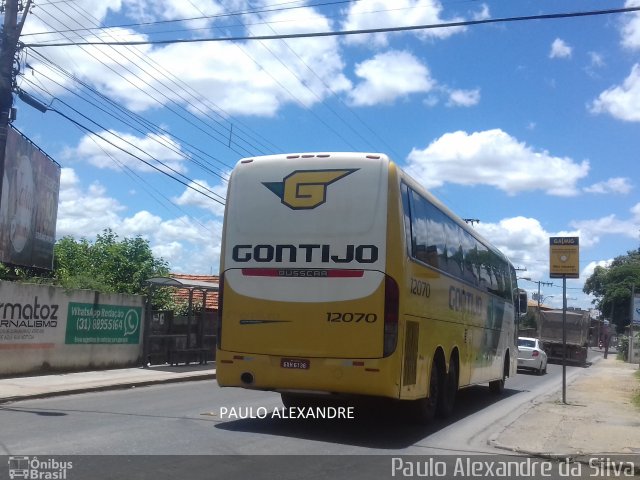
549 38 572 59
123 0 222 25
22 0 123 35
340 0 474 46
584 177 633 194
65 131 189 174
570 203 640 244
172 180 227 217
153 216 223 273
471 216 594 309
475 216 551 272
585 51 606 78
621 0 640 50
469 216 640 310
348 50 436 106
582 259 613 280
56 168 126 239
446 88 480 107
23 2 350 118
590 64 640 122
405 129 590 195
56 167 224 274
120 211 163 236
588 52 605 69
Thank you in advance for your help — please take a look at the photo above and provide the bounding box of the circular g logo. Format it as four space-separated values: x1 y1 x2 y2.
263 169 358 210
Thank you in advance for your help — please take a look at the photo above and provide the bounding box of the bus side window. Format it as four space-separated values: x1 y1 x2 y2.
462 231 479 286
400 183 413 257
410 191 432 266
410 191 442 269
445 220 464 278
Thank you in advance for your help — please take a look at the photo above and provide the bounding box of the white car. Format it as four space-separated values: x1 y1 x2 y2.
517 337 547 375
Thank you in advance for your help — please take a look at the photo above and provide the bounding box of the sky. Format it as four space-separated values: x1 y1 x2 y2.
8 0 640 312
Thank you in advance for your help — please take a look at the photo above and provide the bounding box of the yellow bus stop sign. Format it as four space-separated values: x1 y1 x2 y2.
549 237 579 279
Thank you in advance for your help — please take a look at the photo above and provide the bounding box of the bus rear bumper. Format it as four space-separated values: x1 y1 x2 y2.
216 350 400 399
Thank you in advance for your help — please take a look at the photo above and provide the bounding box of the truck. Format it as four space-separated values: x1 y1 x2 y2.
538 309 590 366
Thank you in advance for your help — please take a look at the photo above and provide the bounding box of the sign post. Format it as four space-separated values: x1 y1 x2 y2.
549 236 580 404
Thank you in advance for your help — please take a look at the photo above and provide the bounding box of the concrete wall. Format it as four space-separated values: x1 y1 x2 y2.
0 280 145 375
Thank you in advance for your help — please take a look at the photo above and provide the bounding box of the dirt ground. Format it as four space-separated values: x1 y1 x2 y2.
493 356 640 456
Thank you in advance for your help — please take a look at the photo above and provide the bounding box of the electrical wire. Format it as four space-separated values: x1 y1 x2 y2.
23 0 358 40
23 6 640 48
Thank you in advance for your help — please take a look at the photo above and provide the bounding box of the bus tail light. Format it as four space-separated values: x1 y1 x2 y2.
383 274 399 357
217 274 224 349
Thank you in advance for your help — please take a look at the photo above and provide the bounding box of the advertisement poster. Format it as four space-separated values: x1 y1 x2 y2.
65 303 142 344
0 127 60 270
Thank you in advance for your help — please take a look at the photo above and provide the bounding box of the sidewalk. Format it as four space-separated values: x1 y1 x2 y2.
492 355 640 460
0 364 216 403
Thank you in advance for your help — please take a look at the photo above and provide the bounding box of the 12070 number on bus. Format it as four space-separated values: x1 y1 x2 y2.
326 312 377 323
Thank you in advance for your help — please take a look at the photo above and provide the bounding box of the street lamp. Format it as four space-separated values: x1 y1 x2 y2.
538 294 555 307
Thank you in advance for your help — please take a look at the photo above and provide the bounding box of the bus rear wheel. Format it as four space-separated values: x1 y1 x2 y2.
413 360 441 424
489 357 508 394
281 393 312 408
437 360 458 418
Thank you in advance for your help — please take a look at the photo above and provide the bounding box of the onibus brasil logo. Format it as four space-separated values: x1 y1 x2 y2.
262 169 358 210
8 456 73 479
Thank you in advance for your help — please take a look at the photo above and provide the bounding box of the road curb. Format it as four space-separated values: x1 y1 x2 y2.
0 373 217 404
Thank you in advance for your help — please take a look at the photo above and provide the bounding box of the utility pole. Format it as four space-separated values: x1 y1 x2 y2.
518 277 553 336
0 0 31 208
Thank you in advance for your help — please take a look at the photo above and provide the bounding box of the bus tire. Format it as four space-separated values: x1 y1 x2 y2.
437 359 458 418
489 357 508 394
413 359 441 424
281 393 307 408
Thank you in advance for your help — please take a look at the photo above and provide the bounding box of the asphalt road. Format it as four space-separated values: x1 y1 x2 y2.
0 351 603 480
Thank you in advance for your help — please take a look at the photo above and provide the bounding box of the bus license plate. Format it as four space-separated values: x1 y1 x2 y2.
280 358 310 370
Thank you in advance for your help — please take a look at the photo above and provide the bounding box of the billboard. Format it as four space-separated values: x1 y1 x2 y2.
0 127 60 270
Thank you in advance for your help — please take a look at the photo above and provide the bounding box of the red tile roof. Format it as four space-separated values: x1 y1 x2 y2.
169 273 219 311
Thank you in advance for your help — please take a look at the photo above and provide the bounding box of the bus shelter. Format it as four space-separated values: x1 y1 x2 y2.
143 276 219 367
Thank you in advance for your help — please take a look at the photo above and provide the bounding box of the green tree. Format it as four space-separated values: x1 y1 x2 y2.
583 248 640 332
53 229 172 306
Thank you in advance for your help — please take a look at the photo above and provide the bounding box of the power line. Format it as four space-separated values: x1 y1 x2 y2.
19 70 230 186
30 9 252 159
250 8 397 155
24 0 357 39
66 1 279 156
31 95 226 206
31 1 281 157
23 6 640 48
18 75 224 230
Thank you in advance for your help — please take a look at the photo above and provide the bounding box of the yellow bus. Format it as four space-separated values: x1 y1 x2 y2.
217 152 526 421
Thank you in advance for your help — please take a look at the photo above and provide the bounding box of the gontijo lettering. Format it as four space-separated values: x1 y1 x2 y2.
232 244 378 264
